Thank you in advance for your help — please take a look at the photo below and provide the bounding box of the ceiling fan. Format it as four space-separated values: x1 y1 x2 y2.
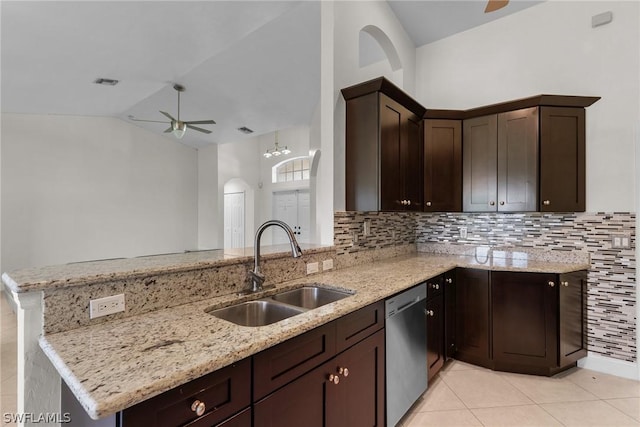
485 0 509 13
129 84 216 139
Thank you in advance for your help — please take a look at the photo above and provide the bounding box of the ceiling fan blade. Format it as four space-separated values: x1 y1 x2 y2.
186 124 212 134
160 111 176 121
164 127 173 133
485 0 509 13
184 119 216 125
129 118 169 124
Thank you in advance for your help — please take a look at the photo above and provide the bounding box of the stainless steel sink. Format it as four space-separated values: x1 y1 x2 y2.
270 286 352 309
207 300 305 327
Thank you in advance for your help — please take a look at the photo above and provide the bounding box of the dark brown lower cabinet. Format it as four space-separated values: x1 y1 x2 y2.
118 358 251 427
491 270 587 375
254 330 385 427
455 268 491 368
443 270 456 359
492 271 557 371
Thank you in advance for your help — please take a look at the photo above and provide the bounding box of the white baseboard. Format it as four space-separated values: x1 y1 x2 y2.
578 352 639 380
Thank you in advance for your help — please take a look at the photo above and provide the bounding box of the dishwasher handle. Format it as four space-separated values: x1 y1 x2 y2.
395 297 424 314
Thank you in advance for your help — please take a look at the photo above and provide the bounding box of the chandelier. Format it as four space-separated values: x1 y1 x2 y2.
263 131 291 158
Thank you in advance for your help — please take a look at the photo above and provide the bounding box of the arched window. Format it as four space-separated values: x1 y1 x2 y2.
272 156 310 183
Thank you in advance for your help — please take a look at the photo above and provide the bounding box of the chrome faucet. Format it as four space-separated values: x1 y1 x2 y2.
245 220 302 293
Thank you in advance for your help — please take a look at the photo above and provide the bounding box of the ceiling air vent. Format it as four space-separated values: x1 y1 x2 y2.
237 127 254 134
94 78 119 86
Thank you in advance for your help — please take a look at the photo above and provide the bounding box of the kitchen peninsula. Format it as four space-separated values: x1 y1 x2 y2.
4 243 589 424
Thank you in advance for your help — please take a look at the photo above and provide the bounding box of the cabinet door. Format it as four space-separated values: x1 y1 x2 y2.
559 271 588 366
455 269 491 367
424 119 462 212
492 272 558 370
463 115 498 212
539 107 586 212
497 107 538 212
444 271 456 359
254 362 334 427
427 295 445 381
404 114 424 211
380 94 404 211
333 330 385 427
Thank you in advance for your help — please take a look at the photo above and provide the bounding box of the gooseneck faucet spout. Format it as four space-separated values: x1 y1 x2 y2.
246 220 302 293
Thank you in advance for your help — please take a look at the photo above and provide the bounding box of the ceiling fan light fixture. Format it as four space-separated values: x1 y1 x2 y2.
172 121 187 139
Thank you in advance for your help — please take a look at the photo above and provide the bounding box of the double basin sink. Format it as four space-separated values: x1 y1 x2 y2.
207 285 353 327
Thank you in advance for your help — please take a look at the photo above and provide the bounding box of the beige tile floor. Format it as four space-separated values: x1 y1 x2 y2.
1 293 639 427
401 359 640 427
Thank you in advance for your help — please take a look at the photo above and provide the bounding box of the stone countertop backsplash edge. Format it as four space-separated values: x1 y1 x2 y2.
39 251 589 420
3 245 335 293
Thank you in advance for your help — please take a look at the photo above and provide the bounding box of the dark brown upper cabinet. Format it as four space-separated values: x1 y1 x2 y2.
423 119 462 212
461 95 599 212
342 77 425 212
463 107 539 212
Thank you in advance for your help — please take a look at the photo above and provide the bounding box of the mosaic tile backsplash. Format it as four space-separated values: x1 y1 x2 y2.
335 211 637 363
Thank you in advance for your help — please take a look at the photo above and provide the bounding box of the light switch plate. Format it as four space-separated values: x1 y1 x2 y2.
611 233 631 249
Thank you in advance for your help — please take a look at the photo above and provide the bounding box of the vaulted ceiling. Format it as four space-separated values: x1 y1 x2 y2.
1 1 542 148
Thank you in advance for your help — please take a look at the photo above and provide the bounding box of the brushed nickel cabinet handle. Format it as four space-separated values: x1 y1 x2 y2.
490 201 495 206
543 200 551 206
426 201 432 207
445 278 453 284
328 374 340 384
338 367 349 377
548 281 555 287
191 400 206 417
561 281 569 287
500 201 505 205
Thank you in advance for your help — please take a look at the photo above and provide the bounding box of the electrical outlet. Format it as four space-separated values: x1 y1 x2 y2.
306 262 319 275
323 259 334 271
363 219 371 237
90 294 125 319
460 227 468 239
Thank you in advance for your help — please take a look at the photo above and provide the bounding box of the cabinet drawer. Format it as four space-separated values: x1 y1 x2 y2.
253 322 337 401
119 358 251 427
336 301 385 353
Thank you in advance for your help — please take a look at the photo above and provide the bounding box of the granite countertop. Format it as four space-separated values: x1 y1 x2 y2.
39 252 589 420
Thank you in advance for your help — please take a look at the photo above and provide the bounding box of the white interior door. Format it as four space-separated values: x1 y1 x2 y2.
273 190 310 244
224 192 245 249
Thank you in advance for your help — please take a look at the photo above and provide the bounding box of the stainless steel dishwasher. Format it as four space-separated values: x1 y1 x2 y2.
385 282 428 427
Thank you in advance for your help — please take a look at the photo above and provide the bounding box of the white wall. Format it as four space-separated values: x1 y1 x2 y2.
211 126 311 248
1 114 198 271
415 0 639 212
197 143 219 250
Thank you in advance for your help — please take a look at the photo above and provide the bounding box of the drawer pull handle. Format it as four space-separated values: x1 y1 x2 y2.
191 400 206 417
490 201 496 206
328 374 340 384
426 201 432 207
548 281 555 287
543 200 551 206
425 310 434 317
445 278 453 284
561 281 569 287
500 201 505 205
338 367 350 377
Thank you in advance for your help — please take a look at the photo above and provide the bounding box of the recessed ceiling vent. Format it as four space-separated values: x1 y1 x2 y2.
237 127 254 134
94 78 119 86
